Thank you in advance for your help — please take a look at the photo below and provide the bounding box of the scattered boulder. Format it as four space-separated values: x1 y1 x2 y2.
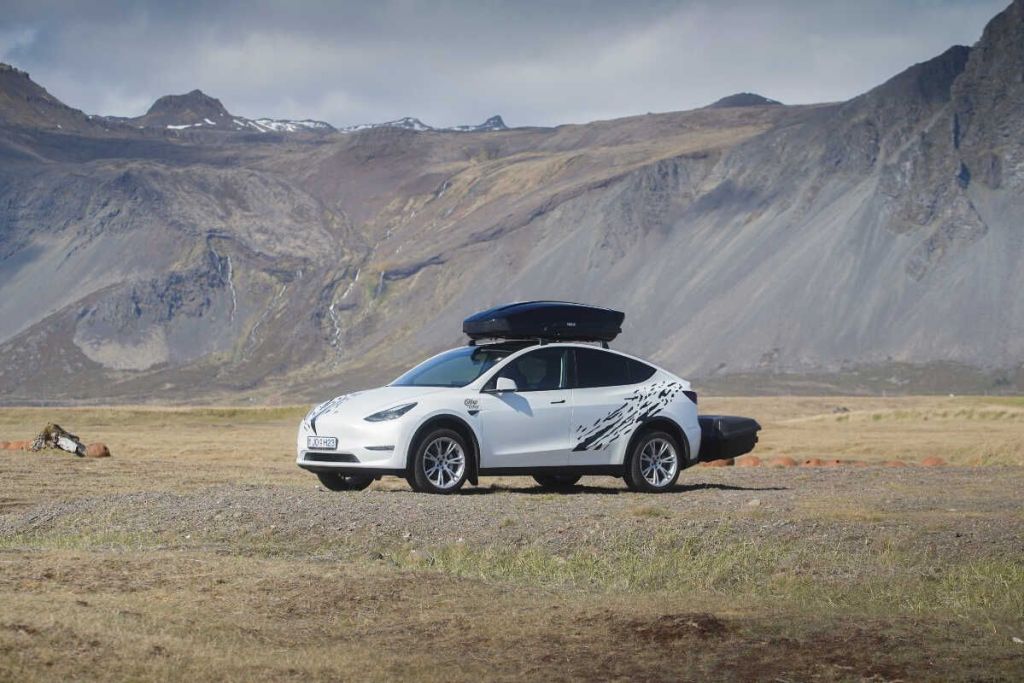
821 459 844 467
736 455 762 467
921 456 946 467
2 424 106 457
700 458 735 468
84 443 111 458
801 458 825 467
767 456 798 467
31 423 86 456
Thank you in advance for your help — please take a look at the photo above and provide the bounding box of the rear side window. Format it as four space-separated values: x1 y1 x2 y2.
574 348 656 388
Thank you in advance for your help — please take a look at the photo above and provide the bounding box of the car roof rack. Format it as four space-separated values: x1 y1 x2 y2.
463 301 624 344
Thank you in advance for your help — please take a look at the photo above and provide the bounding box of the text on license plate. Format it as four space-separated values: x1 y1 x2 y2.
307 436 338 450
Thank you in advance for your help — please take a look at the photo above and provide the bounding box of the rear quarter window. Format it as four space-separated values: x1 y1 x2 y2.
575 348 655 388
626 357 657 383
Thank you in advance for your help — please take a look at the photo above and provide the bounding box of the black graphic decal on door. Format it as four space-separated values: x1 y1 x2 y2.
572 381 684 451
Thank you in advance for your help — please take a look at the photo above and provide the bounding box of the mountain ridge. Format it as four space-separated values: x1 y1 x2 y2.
1 1 1022 402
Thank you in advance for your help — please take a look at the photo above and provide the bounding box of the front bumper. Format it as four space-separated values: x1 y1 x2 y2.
295 417 412 471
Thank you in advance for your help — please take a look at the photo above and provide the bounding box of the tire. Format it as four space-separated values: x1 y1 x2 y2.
410 428 469 494
405 473 424 493
532 473 582 490
624 430 681 493
316 471 374 491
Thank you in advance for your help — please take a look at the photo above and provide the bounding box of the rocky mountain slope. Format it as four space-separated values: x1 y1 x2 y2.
1 1 1022 402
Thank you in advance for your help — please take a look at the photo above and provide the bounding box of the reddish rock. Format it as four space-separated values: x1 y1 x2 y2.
821 459 844 467
6 440 32 451
736 456 762 467
84 443 111 458
0 441 8 450
920 456 946 467
801 458 825 467
768 456 798 468
702 458 734 467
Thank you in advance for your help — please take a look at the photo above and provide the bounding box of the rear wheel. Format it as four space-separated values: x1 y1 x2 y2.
532 473 582 490
316 471 373 491
411 428 468 494
624 430 681 493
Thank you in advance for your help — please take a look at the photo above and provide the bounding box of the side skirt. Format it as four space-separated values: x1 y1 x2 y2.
478 465 624 477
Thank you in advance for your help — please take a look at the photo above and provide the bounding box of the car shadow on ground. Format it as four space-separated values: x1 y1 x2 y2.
458 482 787 496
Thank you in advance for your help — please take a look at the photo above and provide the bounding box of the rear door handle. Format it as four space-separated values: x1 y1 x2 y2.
550 399 566 404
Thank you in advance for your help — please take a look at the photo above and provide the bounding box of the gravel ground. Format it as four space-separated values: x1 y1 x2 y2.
3 467 1022 562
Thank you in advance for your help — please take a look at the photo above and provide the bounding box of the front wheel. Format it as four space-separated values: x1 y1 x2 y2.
624 431 681 493
411 428 469 494
316 471 374 491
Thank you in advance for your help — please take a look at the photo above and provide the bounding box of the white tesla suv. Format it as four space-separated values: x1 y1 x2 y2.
297 302 759 494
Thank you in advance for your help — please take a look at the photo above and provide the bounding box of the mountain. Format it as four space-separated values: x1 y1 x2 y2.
340 114 509 133
706 93 782 108
108 91 505 135
1 1 1023 403
102 89 336 133
0 63 97 133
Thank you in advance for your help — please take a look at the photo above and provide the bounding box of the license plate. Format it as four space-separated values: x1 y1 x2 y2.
307 436 338 450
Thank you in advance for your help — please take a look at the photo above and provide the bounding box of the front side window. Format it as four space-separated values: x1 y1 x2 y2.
490 348 568 392
574 347 656 388
392 346 515 387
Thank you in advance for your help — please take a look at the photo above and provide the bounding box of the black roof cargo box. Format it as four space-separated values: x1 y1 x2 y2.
463 301 625 342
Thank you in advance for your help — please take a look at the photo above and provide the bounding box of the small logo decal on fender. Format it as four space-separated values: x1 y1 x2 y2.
464 398 480 411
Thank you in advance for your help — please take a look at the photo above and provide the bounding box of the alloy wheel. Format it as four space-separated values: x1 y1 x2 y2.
639 437 678 488
422 436 466 490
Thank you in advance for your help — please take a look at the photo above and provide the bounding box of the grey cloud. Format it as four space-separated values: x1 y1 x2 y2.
0 0 1009 127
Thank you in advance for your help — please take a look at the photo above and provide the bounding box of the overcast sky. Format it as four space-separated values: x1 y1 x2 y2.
0 0 1009 128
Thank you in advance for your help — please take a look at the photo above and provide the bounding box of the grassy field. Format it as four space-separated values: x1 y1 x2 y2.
1 396 1023 681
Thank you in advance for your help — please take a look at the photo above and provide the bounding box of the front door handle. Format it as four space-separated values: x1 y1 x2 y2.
550 399 566 404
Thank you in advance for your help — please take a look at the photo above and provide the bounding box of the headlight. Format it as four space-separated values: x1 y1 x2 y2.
364 402 417 422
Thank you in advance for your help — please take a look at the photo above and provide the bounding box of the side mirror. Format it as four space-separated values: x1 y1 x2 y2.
495 377 518 393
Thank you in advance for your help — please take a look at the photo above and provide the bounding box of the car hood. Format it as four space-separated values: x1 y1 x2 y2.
303 386 447 432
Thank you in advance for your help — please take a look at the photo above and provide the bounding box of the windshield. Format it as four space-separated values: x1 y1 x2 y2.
391 346 516 388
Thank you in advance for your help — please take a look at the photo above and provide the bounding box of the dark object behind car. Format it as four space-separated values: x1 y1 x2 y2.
698 416 761 461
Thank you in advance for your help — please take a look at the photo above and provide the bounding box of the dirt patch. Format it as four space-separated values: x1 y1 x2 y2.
3 622 40 636
620 612 731 642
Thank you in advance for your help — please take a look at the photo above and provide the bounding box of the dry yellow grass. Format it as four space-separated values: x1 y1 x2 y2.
1 397 1022 681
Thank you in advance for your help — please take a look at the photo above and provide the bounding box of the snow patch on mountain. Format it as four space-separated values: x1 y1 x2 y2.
340 115 507 133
